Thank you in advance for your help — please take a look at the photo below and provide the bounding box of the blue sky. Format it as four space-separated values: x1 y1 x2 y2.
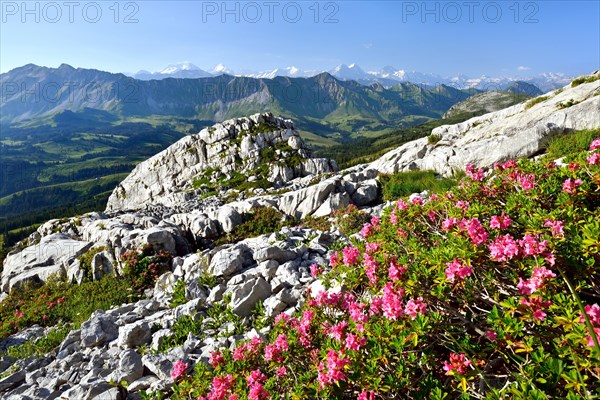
1 0 599 77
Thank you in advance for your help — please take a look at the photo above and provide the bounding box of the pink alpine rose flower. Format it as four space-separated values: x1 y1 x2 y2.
443 353 471 375
544 219 564 237
442 217 458 231
209 350 224 368
345 333 367 351
310 263 322 278
358 391 376 400
445 258 473 282
404 297 427 319
562 178 583 194
343 247 361 266
490 212 511 230
465 163 485 181
170 360 188 380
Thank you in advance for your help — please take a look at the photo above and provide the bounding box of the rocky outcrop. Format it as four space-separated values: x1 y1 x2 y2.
1 234 92 292
105 113 338 212
371 72 600 176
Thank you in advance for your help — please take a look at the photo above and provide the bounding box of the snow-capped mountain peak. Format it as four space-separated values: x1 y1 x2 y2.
159 62 201 74
211 64 234 75
329 63 370 80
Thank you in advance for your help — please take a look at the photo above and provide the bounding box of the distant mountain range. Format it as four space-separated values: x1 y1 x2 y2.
1 63 485 139
128 62 571 93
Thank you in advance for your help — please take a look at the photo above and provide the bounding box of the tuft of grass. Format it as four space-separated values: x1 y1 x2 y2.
525 96 549 109
556 99 580 110
571 75 600 87
199 190 219 200
427 134 442 145
192 176 211 189
379 170 458 201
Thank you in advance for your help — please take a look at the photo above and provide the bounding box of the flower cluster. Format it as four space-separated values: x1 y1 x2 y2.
233 336 263 361
443 353 472 375
170 360 188 380
198 374 235 400
317 350 351 389
465 163 485 181
120 244 173 289
342 246 361 266
209 350 224 368
263 334 288 362
445 258 472 282
517 266 556 296
562 178 583 194
247 369 269 400
488 233 551 263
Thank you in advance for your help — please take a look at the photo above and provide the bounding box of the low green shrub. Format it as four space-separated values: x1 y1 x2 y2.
198 269 218 289
331 204 371 236
120 244 173 290
300 214 330 232
158 314 204 352
169 280 187 309
0 274 136 338
77 246 109 281
1 245 171 339
159 299 244 353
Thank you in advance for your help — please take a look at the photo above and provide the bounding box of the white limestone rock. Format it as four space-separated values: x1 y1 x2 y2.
1 233 92 292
